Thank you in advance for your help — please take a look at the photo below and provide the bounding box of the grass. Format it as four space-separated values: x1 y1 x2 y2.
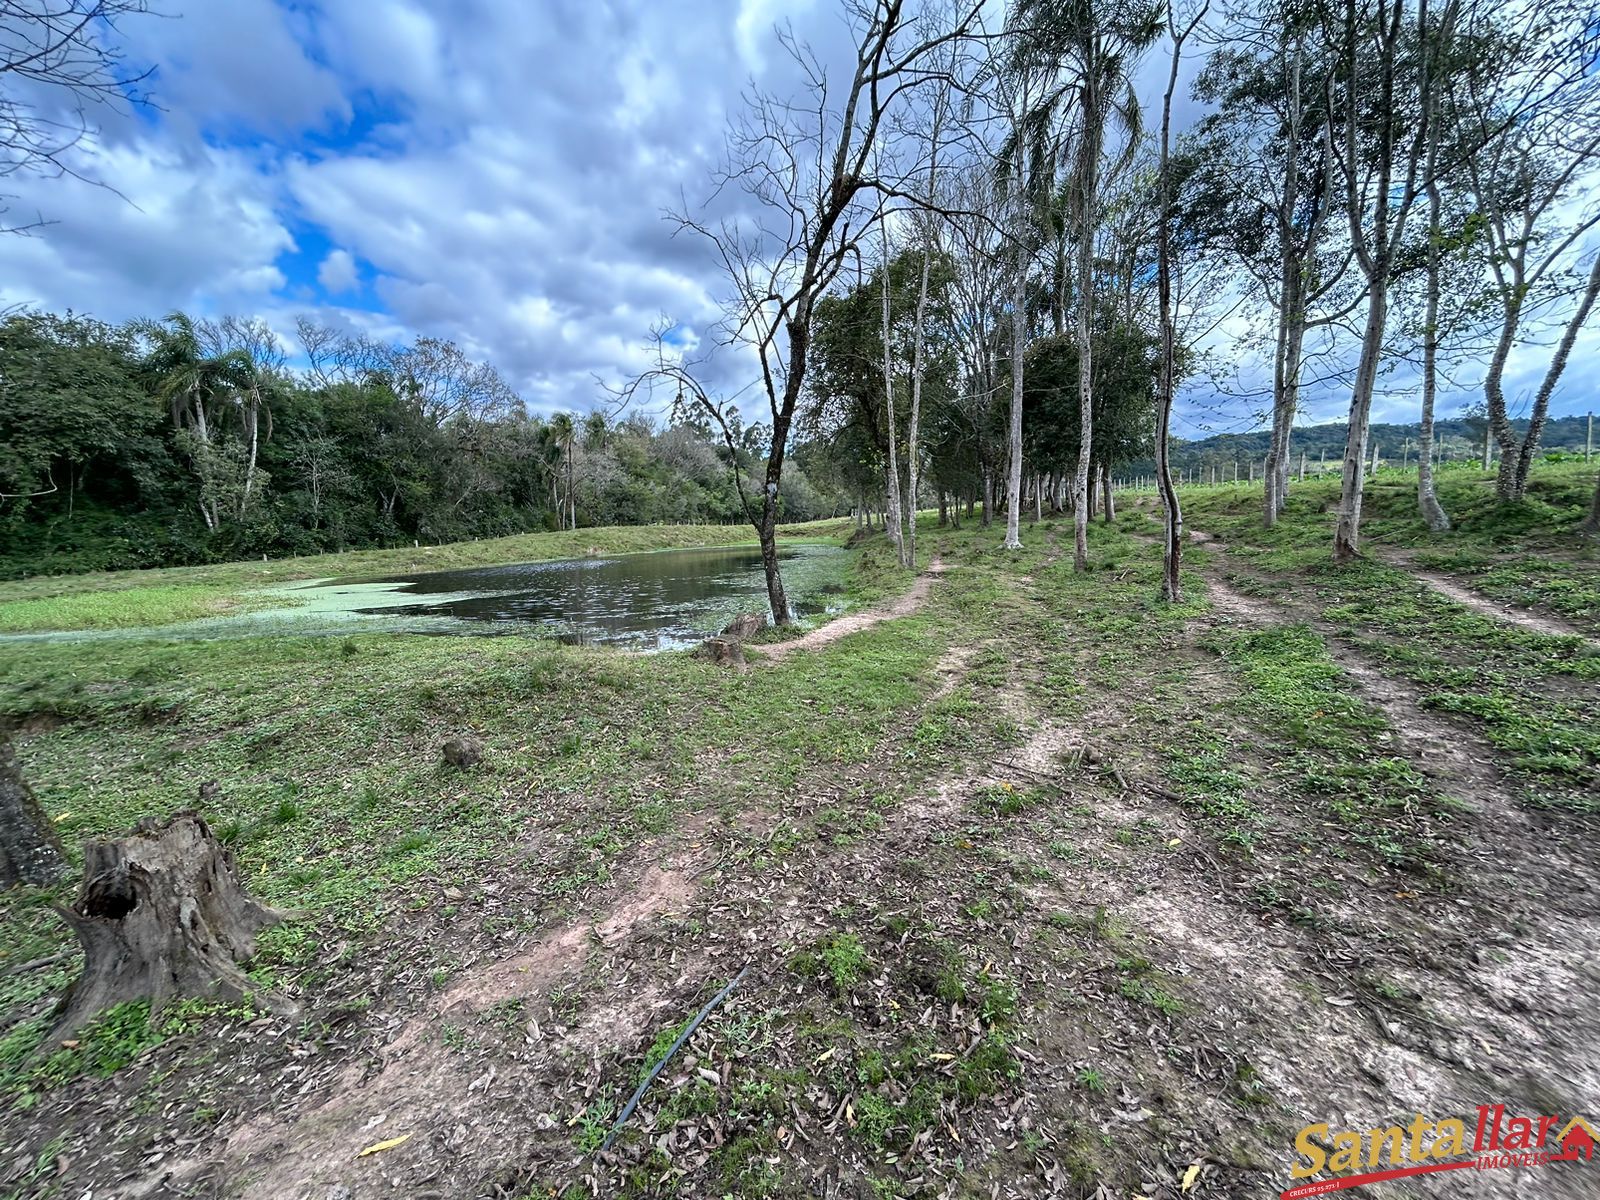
3 464 1594 1197
0 584 286 633
1181 464 1600 817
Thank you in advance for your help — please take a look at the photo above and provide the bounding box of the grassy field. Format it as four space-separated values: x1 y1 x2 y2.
0 465 1596 1200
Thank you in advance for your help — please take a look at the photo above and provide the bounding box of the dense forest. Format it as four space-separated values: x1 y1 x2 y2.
0 311 852 578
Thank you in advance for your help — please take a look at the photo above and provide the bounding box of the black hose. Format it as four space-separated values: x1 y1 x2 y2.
596 963 750 1156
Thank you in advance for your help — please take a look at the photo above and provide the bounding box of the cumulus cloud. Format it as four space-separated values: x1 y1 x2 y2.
0 0 1593 432
316 249 359 294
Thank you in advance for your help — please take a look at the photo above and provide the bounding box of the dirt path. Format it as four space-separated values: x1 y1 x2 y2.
1191 542 1600 1197
755 557 946 661
1382 551 1600 646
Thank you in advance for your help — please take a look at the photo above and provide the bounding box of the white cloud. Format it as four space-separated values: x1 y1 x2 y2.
317 249 360 294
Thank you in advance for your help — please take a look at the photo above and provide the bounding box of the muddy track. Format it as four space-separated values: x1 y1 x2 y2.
755 557 947 662
1190 537 1600 1187
1378 549 1600 647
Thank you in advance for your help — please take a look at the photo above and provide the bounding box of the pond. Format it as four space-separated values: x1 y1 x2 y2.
6 543 850 649
317 542 849 649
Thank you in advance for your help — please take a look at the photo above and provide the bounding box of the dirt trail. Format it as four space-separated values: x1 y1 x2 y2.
1194 546 1600 1195
756 557 946 661
1382 551 1600 646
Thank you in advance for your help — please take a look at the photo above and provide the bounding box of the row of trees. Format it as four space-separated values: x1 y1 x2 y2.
644 0 1600 621
0 311 845 576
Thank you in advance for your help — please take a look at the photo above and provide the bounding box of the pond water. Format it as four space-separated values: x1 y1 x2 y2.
7 543 850 649
321 542 849 649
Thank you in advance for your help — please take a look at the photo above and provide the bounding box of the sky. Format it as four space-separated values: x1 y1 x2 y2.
0 0 1594 439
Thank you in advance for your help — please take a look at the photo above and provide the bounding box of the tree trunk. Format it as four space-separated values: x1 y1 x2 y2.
52 813 291 1038
1004 217 1026 551
1100 462 1114 523
1 735 68 889
1510 254 1600 500
1334 281 1389 562
1417 176 1450 532
906 246 932 570
981 469 993 528
881 240 907 566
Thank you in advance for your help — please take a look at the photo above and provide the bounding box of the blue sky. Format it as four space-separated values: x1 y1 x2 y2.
0 0 1594 435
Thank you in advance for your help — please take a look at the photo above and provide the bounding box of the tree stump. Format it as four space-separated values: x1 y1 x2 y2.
52 812 292 1037
720 612 768 640
698 635 745 667
0 734 68 889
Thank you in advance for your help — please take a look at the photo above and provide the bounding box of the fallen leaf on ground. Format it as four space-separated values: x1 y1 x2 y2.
358 1133 412 1157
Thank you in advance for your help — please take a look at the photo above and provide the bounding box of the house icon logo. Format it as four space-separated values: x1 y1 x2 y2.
1557 1117 1597 1161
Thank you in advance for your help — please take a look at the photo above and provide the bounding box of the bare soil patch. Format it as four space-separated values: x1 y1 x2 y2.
757 558 946 661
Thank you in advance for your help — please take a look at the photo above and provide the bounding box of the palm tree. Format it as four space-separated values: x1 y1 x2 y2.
550 412 577 529
139 312 259 529
1016 0 1161 570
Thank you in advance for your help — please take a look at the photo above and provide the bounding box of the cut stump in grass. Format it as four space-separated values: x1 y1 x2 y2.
698 635 745 667
52 811 294 1037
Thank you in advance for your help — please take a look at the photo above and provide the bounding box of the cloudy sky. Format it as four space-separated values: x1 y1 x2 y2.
0 0 1594 439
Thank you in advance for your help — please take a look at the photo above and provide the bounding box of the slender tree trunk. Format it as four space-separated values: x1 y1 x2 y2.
1071 132 1100 571
1417 176 1450 532
906 247 931 570
1484 290 1525 500
981 468 993 528
1100 462 1114 524
881 241 907 566
1004 222 1026 551
1511 254 1600 499
1334 280 1389 562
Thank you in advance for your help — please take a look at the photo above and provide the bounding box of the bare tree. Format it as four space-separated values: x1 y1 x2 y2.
0 0 153 233
620 0 978 624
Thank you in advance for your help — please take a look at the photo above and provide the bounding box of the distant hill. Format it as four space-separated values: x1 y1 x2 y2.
1125 413 1596 480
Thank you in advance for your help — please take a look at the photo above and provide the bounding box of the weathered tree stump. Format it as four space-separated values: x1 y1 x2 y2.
698 635 745 667
720 612 768 640
0 733 68 889
52 812 291 1037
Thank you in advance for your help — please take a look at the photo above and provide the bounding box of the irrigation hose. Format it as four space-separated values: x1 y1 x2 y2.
595 963 751 1156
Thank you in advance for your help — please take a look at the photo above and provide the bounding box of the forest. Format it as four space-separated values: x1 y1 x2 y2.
1 1 1599 1199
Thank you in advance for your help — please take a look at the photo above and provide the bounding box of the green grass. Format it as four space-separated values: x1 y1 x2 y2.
0 585 286 633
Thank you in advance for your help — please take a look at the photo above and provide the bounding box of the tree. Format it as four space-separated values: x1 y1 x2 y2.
549 412 577 530
1322 0 1447 562
620 0 978 624
1155 0 1210 600
1452 5 1600 502
0 311 151 511
137 312 260 530
1019 0 1161 570
1188 3 1353 528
